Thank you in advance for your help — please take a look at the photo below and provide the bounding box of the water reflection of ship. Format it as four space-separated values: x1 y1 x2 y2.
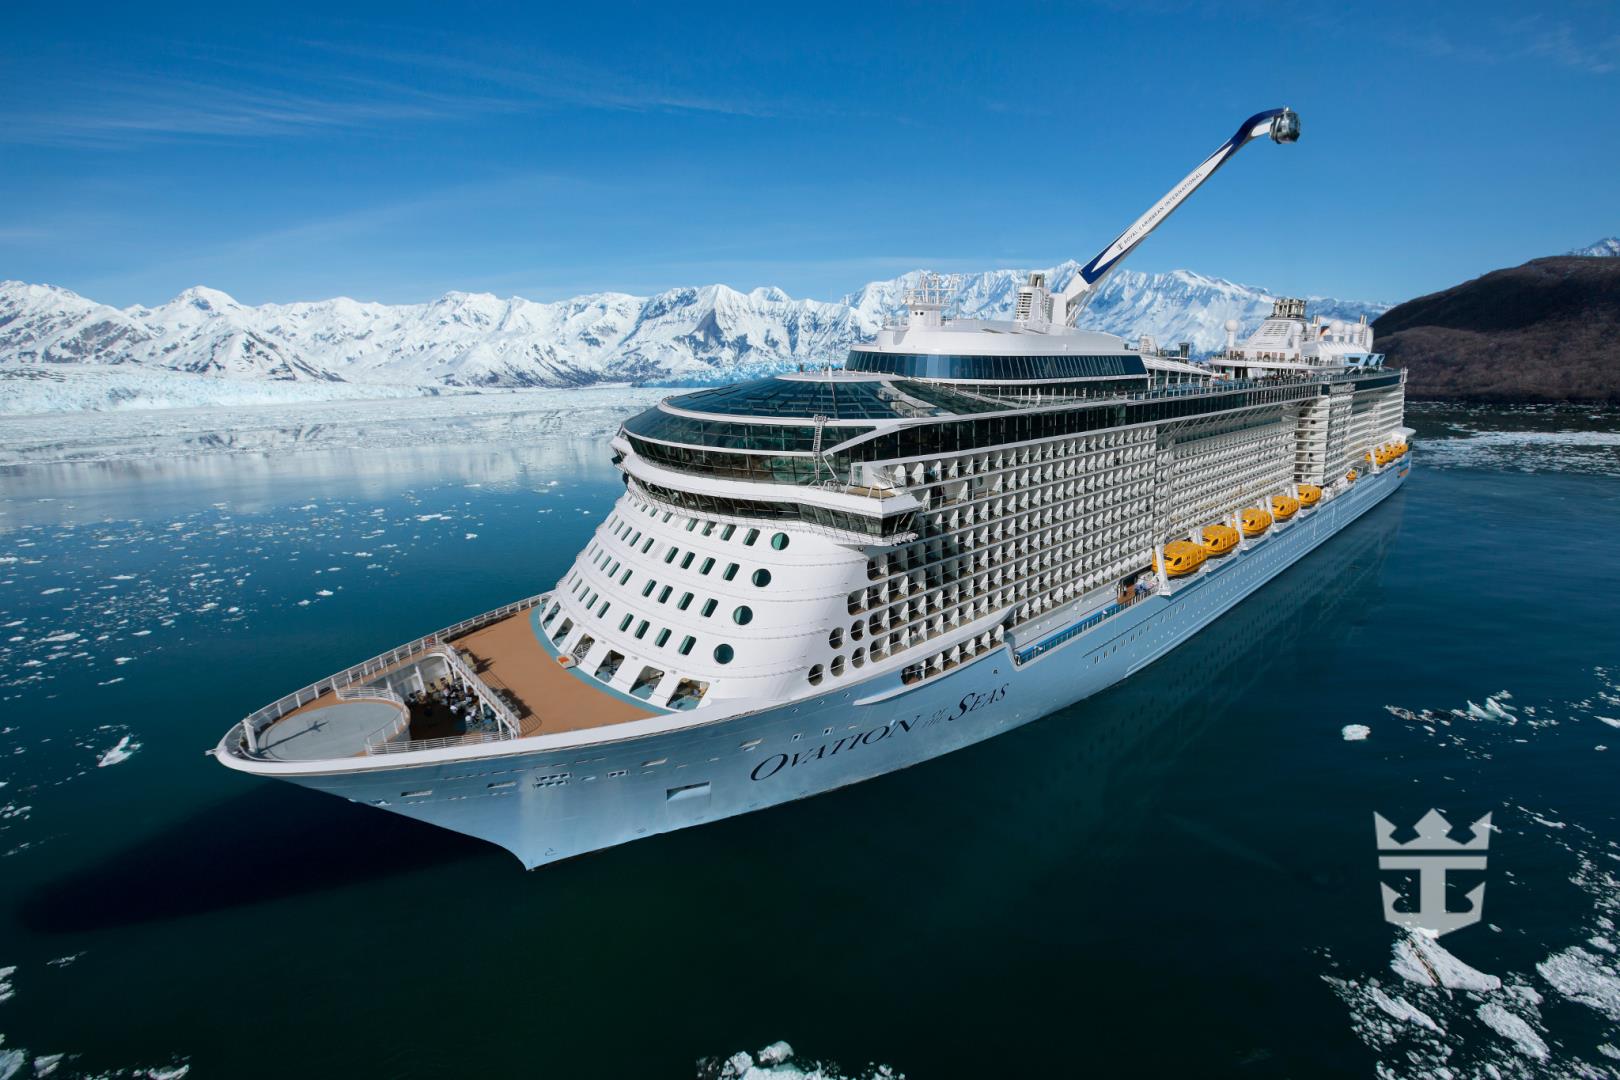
861 495 1404 885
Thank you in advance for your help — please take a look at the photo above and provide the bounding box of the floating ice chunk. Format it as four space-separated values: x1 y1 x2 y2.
1475 1002 1547 1060
0 964 14 1003
0 1048 23 1080
39 588 63 596
1342 724 1370 741
146 1065 190 1080
39 632 78 644
464 532 478 540
132 629 151 636
1598 717 1620 729
1391 930 1502 991
97 735 140 767
1537 946 1620 1022
757 1041 793 1065
1599 1042 1620 1060
114 657 134 665
45 953 82 969
33 1053 63 1077
1368 986 1442 1032
297 600 310 606
316 589 334 597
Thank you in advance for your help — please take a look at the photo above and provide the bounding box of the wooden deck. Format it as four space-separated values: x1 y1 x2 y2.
453 610 655 736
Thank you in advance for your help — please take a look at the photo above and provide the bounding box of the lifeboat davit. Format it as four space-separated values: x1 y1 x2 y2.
1200 523 1240 557
1240 507 1272 537
1153 540 1207 578
1271 494 1300 521
1296 484 1322 507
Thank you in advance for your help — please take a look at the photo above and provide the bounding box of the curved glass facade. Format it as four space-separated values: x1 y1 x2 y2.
845 350 1145 381
633 478 914 539
623 409 875 453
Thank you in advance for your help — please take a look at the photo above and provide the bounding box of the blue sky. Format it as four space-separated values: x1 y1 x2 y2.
3 1 1617 308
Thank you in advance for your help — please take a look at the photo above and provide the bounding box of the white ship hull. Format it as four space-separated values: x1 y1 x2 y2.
281 461 1408 868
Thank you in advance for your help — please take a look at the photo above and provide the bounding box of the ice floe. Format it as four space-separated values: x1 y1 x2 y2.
1341 724 1370 741
1476 1002 1548 1061
699 1042 901 1080
96 735 140 767
1537 946 1620 1023
1391 930 1503 992
0 965 14 1003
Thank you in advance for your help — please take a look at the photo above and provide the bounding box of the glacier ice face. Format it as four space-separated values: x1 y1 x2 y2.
0 266 1386 412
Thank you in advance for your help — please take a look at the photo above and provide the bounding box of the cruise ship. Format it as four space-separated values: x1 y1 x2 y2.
214 107 1414 868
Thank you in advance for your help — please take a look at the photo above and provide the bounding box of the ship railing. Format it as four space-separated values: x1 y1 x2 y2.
236 592 549 756
336 684 404 706
365 730 513 756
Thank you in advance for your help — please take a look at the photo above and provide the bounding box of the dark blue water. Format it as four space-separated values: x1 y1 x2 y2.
1 421 1617 1078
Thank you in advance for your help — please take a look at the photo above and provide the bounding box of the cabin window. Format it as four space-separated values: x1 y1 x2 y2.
752 568 772 588
655 628 672 647
830 655 846 677
634 620 650 639
619 613 634 632
807 664 824 686
668 679 708 711
701 598 718 618
771 532 790 551
713 644 735 664
678 635 696 656
828 627 844 649
721 524 736 541
658 585 673 604
594 651 624 682
681 552 695 570
553 617 573 642
744 528 760 546
732 606 753 626
678 591 694 610
629 666 664 700
723 563 739 581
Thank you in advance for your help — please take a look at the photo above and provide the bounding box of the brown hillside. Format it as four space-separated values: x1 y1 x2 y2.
1373 256 1620 404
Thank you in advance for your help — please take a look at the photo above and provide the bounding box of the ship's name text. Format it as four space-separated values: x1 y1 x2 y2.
749 684 1009 782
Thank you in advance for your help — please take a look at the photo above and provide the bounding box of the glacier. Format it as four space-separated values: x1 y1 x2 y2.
0 264 1385 414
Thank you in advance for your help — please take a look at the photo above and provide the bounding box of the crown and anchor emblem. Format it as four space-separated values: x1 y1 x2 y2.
1374 809 1491 937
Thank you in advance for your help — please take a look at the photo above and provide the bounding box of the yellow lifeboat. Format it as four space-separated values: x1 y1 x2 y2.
1374 446 1394 467
1152 540 1208 578
1240 507 1272 538
1364 450 1373 464
1296 484 1322 507
1271 494 1300 521
1200 523 1240 557
1346 470 1358 482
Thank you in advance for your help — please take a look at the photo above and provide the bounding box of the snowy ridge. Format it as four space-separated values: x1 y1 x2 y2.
0 267 1385 413
1568 237 1620 258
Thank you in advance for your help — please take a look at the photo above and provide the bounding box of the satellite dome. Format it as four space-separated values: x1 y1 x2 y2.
1330 320 1344 335
1224 319 1239 332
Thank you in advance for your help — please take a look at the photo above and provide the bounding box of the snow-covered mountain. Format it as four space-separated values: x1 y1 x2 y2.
0 267 1386 411
1569 237 1620 258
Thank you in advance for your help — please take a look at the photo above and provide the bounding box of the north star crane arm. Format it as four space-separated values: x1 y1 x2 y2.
1058 107 1300 327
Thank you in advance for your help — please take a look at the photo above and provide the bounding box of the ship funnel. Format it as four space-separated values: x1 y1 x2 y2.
1269 108 1300 144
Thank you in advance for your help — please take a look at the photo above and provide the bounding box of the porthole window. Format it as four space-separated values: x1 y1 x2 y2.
828 627 844 649
752 568 772 588
771 532 790 551
807 664 824 686
830 655 845 677
852 647 866 668
732 605 753 626
714 643 735 664
850 621 864 641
